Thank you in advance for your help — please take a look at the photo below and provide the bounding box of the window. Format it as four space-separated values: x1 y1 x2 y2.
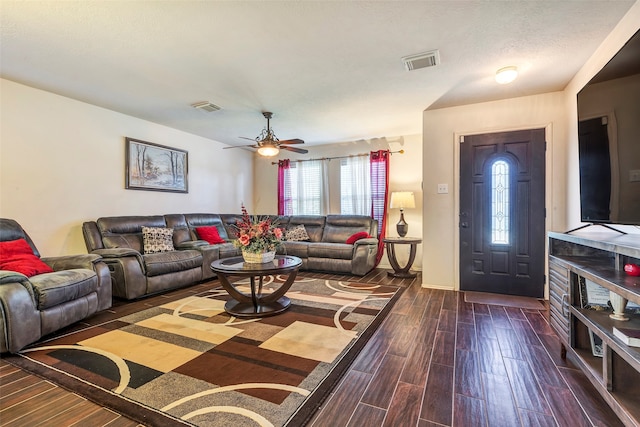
491 159 510 244
340 156 371 215
289 160 327 215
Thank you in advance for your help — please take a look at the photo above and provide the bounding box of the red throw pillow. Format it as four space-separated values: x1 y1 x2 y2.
0 238 54 277
196 226 226 244
346 231 371 244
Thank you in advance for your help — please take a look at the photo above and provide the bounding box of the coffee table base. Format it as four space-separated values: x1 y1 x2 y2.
387 271 417 279
225 296 291 318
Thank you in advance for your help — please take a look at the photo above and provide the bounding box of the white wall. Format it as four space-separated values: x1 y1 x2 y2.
422 92 567 290
0 79 254 256
253 134 423 270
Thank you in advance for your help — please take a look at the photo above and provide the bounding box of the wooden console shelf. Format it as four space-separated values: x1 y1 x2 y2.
548 232 640 427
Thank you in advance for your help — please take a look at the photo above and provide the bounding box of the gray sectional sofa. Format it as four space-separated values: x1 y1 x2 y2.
82 213 378 300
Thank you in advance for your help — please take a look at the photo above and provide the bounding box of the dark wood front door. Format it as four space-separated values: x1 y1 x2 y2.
459 129 546 297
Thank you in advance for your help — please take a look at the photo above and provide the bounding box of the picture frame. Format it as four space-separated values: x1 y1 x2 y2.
578 276 610 310
125 138 188 193
590 329 604 357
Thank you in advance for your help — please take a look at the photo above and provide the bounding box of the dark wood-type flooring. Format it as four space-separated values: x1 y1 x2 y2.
0 268 622 426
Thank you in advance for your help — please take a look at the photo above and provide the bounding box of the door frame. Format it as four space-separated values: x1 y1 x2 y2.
453 123 553 299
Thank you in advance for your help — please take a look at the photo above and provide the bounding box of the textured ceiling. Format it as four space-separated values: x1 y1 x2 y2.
1 1 635 148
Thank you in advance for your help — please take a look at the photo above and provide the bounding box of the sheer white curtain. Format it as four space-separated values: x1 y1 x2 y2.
289 159 328 215
340 155 371 215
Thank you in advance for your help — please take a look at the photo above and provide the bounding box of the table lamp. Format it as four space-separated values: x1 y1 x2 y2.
390 191 415 237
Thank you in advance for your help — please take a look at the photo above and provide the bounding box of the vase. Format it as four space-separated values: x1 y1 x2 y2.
242 250 276 264
609 291 629 321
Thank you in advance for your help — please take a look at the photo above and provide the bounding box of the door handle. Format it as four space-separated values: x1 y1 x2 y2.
561 293 569 318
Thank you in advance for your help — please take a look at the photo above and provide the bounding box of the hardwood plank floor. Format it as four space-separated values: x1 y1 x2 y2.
0 269 622 426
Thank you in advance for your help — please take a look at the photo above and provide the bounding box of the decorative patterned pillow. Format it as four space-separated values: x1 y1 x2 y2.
285 224 310 242
141 226 175 254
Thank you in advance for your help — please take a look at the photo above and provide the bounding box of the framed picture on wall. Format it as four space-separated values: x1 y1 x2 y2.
125 138 188 193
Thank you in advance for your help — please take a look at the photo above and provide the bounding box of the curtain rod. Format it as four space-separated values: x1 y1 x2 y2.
270 149 404 165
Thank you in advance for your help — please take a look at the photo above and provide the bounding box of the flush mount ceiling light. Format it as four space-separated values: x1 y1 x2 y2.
495 66 518 84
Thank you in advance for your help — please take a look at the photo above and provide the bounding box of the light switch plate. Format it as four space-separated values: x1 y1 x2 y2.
630 169 640 182
437 183 448 194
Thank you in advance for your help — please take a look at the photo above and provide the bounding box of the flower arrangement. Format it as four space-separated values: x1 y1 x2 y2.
232 205 283 254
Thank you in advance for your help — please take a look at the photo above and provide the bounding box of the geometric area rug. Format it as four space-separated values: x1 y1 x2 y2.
4 275 402 426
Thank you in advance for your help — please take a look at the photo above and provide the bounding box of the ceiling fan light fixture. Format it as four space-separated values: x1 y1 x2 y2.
257 145 280 157
495 66 518 84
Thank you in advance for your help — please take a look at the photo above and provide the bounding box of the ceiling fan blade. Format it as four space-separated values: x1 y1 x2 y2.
278 138 305 145
223 144 259 149
239 136 258 142
282 146 309 154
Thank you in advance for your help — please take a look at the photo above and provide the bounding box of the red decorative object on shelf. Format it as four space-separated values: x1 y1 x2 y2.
624 263 640 276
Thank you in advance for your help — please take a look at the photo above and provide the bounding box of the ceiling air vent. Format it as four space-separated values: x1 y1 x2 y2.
402 50 440 71
191 101 222 112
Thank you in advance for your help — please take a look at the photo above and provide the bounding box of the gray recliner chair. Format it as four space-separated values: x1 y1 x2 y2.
0 218 112 353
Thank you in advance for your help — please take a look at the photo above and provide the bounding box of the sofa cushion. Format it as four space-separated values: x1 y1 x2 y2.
0 238 54 277
322 215 377 243
97 215 166 253
143 250 202 277
346 231 371 244
196 226 226 244
29 269 98 310
308 242 353 260
285 224 310 242
218 243 241 259
142 226 175 254
287 216 326 242
280 241 309 259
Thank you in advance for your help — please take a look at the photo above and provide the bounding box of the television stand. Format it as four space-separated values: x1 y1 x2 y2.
548 232 640 426
564 223 627 235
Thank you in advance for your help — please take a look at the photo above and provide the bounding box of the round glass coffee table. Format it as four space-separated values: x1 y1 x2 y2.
210 255 302 318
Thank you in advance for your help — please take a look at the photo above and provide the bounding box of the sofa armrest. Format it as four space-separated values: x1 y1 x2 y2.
353 237 378 246
92 248 144 268
351 239 378 276
0 282 42 353
41 254 104 271
0 271 29 285
92 248 141 258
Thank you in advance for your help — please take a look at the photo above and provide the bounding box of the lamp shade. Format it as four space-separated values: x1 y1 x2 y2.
257 144 279 157
390 191 416 209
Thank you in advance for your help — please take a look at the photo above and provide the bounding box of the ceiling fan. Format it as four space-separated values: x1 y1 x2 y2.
224 112 308 157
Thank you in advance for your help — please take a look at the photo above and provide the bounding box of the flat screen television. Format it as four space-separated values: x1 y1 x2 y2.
577 28 640 226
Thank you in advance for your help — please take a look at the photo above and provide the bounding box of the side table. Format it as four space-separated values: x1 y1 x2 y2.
383 237 422 278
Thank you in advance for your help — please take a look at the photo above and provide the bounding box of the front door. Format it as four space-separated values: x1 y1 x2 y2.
459 129 546 297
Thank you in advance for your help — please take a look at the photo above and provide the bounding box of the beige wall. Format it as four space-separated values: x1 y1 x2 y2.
253 134 423 270
422 92 567 291
0 79 254 256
